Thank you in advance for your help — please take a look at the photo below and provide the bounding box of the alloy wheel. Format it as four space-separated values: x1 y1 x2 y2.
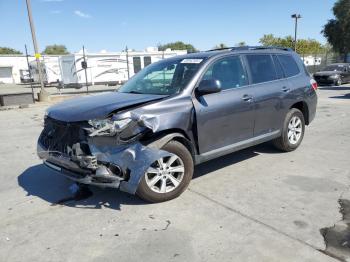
288 116 303 145
145 155 185 194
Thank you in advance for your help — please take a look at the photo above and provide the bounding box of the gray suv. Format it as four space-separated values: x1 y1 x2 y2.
37 46 318 202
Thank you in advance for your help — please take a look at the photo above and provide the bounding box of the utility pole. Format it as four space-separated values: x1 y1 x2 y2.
291 14 302 52
82 45 89 93
24 44 35 103
25 0 49 101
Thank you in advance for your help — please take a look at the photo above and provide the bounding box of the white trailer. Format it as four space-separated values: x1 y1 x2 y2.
0 48 187 87
302 55 322 66
59 49 187 88
29 56 61 85
0 55 36 84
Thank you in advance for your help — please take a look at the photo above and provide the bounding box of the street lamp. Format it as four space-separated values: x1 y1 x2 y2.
25 0 49 102
291 14 302 52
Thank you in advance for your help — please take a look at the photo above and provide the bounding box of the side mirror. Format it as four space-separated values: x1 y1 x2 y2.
197 79 221 95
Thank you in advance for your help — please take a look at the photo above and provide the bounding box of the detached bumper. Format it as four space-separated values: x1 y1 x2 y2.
37 142 123 188
37 138 173 195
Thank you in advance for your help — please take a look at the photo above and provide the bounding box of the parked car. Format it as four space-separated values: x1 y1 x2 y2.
313 63 350 86
37 46 318 202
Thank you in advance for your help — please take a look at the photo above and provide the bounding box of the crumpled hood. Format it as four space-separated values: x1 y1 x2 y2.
314 71 340 76
47 91 166 122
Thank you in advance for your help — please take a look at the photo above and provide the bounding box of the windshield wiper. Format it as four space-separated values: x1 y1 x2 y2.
127 91 144 94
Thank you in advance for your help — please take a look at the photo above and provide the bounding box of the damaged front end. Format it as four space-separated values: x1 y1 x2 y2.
37 114 174 194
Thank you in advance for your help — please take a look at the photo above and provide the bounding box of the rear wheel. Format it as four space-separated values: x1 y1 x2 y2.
136 140 194 203
273 108 305 152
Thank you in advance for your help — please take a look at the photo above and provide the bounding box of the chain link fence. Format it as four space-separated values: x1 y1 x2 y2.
301 52 346 74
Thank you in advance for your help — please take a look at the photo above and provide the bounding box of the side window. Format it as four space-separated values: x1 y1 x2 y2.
133 57 141 74
202 56 247 90
277 55 300 77
273 55 284 79
246 54 277 84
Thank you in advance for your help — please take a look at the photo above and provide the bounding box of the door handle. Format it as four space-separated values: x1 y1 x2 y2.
282 87 291 93
242 94 253 102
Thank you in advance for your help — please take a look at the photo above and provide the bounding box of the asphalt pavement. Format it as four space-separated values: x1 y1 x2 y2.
0 85 349 262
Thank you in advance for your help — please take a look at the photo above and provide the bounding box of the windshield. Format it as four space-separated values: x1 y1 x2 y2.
323 65 345 72
118 58 204 95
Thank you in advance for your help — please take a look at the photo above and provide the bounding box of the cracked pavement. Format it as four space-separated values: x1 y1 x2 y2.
0 85 349 262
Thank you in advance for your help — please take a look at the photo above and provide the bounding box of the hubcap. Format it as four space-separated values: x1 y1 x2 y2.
288 116 302 145
145 155 185 194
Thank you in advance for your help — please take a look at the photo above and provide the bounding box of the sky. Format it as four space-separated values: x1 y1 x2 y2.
0 0 337 54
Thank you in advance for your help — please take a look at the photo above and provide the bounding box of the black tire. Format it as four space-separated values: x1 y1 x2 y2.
336 78 342 86
273 108 305 152
136 140 194 203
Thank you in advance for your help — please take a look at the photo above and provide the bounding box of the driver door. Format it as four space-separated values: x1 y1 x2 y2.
193 55 255 154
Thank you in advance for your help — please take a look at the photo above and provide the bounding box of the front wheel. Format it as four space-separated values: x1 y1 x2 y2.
335 78 342 86
273 108 305 152
136 140 194 203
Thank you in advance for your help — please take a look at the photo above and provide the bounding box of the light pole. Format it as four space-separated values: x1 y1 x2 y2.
25 0 49 101
291 14 302 52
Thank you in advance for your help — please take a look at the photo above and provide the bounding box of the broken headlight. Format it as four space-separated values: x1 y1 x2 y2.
88 118 132 137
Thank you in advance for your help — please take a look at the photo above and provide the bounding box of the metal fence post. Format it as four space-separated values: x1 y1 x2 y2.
126 46 130 80
24 44 35 103
82 45 89 94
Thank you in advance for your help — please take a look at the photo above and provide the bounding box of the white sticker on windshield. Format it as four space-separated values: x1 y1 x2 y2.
181 59 203 64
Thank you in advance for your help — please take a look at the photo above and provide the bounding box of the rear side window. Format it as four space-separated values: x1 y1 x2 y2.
246 54 277 84
272 55 284 79
277 55 300 77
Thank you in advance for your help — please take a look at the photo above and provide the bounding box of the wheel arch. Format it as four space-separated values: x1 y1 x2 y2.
142 129 197 158
290 101 309 125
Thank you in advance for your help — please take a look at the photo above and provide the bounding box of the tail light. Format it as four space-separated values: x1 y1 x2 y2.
310 79 318 91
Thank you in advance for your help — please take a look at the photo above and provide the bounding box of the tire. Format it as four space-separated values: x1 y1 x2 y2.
273 108 305 152
136 140 194 203
336 78 342 86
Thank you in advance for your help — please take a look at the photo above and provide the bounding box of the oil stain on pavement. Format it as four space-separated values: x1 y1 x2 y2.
320 199 350 262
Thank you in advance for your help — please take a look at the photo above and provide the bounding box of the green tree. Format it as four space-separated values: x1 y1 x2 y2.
0 47 22 55
158 41 197 53
259 34 294 49
323 0 350 62
235 41 246 47
259 34 325 55
42 44 69 55
213 43 228 49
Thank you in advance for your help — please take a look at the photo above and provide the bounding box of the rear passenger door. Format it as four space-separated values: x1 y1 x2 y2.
244 54 287 136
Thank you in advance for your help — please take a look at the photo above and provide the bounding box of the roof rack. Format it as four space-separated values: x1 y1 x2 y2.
207 46 293 52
